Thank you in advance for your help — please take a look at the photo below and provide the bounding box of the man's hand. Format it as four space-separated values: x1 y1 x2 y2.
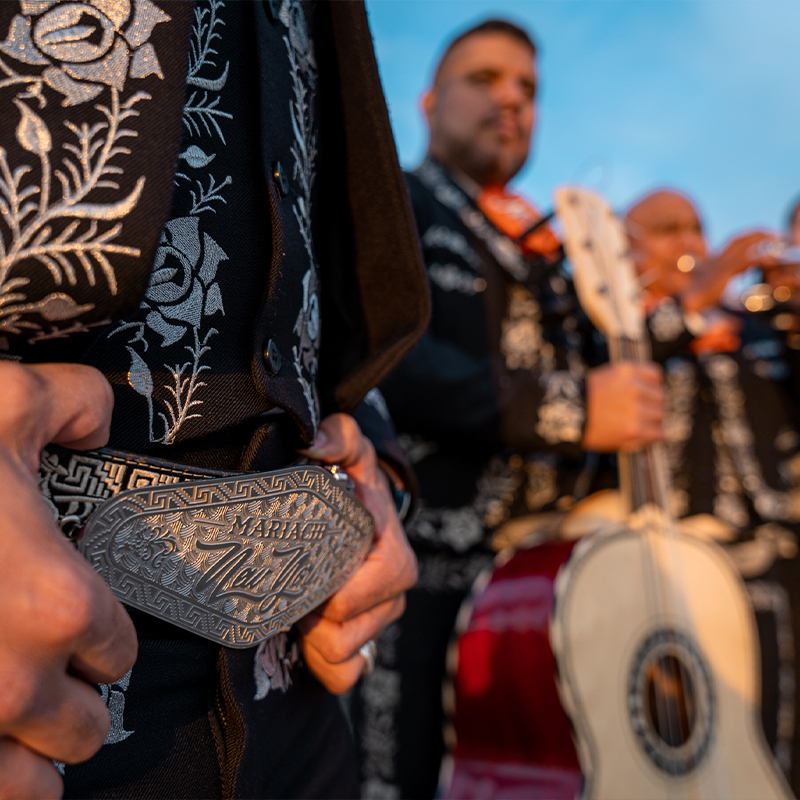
0 362 137 799
681 231 777 313
582 361 665 452
298 414 417 694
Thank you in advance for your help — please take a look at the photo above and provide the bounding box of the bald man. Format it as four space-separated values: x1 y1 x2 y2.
627 189 778 315
626 189 800 788
351 20 665 799
789 198 800 248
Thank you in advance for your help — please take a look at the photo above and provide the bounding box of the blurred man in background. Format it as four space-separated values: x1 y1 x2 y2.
351 19 665 799
788 198 800 247
627 188 800 786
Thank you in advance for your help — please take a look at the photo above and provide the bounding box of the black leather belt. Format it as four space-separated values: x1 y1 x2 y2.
38 446 374 648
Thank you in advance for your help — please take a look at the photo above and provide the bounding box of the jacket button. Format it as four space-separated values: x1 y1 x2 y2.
264 339 282 374
263 0 281 21
273 161 289 197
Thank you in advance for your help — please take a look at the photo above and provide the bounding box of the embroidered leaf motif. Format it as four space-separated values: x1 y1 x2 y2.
198 232 226 283
126 346 153 398
35 292 93 321
180 145 216 169
14 99 51 155
204 282 223 316
149 266 178 286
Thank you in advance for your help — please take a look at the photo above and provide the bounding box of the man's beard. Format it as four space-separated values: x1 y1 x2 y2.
449 137 528 187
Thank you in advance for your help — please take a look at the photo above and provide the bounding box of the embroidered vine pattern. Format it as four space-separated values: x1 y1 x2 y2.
663 357 696 517
415 158 529 282
706 354 789 523
0 0 170 339
501 284 542 370
282 0 321 432
112 0 231 445
535 371 584 444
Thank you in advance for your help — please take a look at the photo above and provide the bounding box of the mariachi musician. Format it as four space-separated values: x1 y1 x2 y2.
626 189 800 788
351 18 666 799
352 19 800 800
0 1 429 797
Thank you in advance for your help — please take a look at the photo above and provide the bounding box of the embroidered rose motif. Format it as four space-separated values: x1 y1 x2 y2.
144 216 227 347
0 0 170 106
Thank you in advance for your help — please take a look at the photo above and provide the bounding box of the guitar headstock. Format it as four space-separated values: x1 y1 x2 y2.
553 187 644 343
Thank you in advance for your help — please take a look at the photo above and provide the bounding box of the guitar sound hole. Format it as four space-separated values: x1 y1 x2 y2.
645 654 696 748
629 629 714 775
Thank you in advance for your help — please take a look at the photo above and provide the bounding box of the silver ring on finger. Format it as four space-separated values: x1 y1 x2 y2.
359 639 377 677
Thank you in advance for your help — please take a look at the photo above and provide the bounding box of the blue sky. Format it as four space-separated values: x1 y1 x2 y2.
364 1 800 247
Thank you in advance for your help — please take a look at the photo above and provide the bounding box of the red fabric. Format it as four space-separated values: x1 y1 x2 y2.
448 541 581 800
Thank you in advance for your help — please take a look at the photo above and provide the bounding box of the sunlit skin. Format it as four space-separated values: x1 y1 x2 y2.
627 190 788 312
423 32 537 188
626 190 707 298
791 208 800 247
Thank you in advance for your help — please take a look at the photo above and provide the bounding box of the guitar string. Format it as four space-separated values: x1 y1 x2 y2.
631 307 730 798
618 336 687 800
589 205 723 798
588 206 686 796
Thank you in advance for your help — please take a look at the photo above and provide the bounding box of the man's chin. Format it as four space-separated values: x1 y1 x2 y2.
483 152 527 186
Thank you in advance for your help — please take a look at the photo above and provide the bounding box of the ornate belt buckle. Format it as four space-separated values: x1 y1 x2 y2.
77 465 374 648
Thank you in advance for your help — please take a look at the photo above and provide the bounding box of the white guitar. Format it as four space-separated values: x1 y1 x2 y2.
549 187 793 800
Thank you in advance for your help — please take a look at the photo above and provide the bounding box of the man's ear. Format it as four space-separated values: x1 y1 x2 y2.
421 88 435 124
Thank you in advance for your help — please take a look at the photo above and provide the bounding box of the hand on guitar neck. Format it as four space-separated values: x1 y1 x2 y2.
582 361 665 453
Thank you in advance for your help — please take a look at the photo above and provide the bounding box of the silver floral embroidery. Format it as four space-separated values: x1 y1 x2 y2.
364 386 391 423
281 0 320 432
407 456 523 551
711 419 750 529
500 284 542 370
649 297 686 342
55 665 135 766
99 667 134 744
110 0 230 444
663 357 696 517
414 158 529 283
428 262 485 295
706 354 790 522
0 0 169 339
535 371 584 444
414 549 494 593
746 580 795 777
396 432 438 465
421 225 482 271
359 623 403 800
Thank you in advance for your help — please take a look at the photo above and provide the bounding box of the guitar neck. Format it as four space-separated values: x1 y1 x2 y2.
608 336 672 516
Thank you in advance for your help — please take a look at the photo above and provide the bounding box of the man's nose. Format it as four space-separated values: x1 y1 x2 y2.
494 76 525 109
681 229 706 256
